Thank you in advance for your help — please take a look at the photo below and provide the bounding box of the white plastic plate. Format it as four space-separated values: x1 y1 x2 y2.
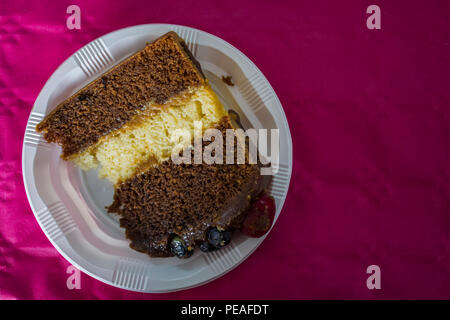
22 24 292 293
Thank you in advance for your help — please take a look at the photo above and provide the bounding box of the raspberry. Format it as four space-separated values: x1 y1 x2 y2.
241 193 276 238
256 193 276 216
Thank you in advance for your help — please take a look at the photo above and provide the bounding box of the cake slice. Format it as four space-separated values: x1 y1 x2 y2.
37 32 226 184
37 32 273 258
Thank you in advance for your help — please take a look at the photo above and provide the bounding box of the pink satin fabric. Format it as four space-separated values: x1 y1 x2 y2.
0 0 449 299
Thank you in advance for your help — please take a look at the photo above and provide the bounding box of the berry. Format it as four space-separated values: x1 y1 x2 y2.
207 227 232 249
256 193 276 216
222 230 232 246
241 193 276 238
170 236 193 259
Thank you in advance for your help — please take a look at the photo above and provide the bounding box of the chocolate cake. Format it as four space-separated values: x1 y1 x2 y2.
37 31 273 258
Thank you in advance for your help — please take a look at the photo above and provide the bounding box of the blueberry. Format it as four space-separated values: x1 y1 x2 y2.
207 228 222 248
170 236 193 259
207 227 232 249
222 230 232 246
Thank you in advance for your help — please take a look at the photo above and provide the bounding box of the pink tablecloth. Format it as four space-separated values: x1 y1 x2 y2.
1 0 449 299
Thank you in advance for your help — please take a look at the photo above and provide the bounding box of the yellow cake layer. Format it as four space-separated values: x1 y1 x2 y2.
71 84 228 184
